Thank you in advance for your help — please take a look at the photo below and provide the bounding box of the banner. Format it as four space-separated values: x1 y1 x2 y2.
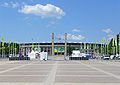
54 47 64 52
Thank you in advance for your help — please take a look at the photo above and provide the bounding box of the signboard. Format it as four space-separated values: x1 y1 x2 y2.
54 47 65 52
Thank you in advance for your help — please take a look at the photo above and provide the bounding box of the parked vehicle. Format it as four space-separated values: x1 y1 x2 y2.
102 55 110 60
116 55 120 60
69 50 89 60
110 55 116 60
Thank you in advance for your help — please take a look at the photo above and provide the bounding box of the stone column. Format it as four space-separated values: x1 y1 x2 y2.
65 33 67 56
43 47 45 52
52 33 54 56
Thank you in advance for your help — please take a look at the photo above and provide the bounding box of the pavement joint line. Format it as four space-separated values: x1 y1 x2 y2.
57 68 91 69
98 60 120 67
0 63 33 74
0 75 48 76
55 75 110 77
0 61 20 66
44 61 58 85
20 68 52 69
0 83 44 85
55 83 120 85
3 71 50 72
76 61 120 80
57 71 99 72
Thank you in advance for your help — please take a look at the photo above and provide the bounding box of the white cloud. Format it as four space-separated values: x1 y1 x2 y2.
18 4 65 19
102 28 114 40
102 29 112 33
50 21 56 24
72 29 80 32
24 17 30 20
67 34 85 40
12 2 19 8
2 2 9 7
107 34 114 40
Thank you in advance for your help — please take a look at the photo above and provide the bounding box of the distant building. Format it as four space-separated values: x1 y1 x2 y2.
20 42 101 56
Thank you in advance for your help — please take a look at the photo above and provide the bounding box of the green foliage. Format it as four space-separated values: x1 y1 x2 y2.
0 42 20 55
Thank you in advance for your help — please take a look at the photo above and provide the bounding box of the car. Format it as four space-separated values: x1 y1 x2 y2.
110 55 116 60
102 55 110 60
116 55 120 60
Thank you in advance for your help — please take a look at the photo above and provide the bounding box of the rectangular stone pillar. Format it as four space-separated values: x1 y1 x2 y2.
65 33 67 56
52 33 54 56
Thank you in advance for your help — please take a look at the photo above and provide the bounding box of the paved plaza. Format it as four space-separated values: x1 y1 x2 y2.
0 56 120 85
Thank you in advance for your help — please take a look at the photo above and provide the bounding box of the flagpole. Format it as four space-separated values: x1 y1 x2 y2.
116 41 117 56
13 41 14 56
18 41 20 53
107 40 108 55
119 35 120 55
104 40 106 55
4 47 5 58
15 41 16 56
11 42 12 57
2 37 4 58
9 41 10 57
2 47 3 58
101 41 102 56
119 41 120 56
107 44 108 55
116 39 117 56
0 36 2 57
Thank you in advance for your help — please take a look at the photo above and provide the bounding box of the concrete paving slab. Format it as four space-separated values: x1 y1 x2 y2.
55 76 120 83
0 56 120 85
0 76 46 82
11 68 52 71
0 72 48 75
56 71 106 75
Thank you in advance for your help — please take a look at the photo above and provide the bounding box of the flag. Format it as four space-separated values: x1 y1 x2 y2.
115 37 117 46
107 40 109 45
58 38 61 40
105 40 106 45
8 40 10 47
13 41 14 48
95 42 97 49
2 37 4 47
15 41 16 48
0 36 1 50
90 44 92 49
56 37 58 40
32 42 34 49
118 35 120 45
11 41 13 46
19 41 20 48
87 44 89 49
84 43 86 49
112 38 114 46
81 44 82 49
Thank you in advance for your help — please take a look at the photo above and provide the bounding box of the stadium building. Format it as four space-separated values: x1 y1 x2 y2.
20 33 102 56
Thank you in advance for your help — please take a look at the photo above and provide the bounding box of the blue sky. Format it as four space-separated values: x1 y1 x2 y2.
0 0 120 43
